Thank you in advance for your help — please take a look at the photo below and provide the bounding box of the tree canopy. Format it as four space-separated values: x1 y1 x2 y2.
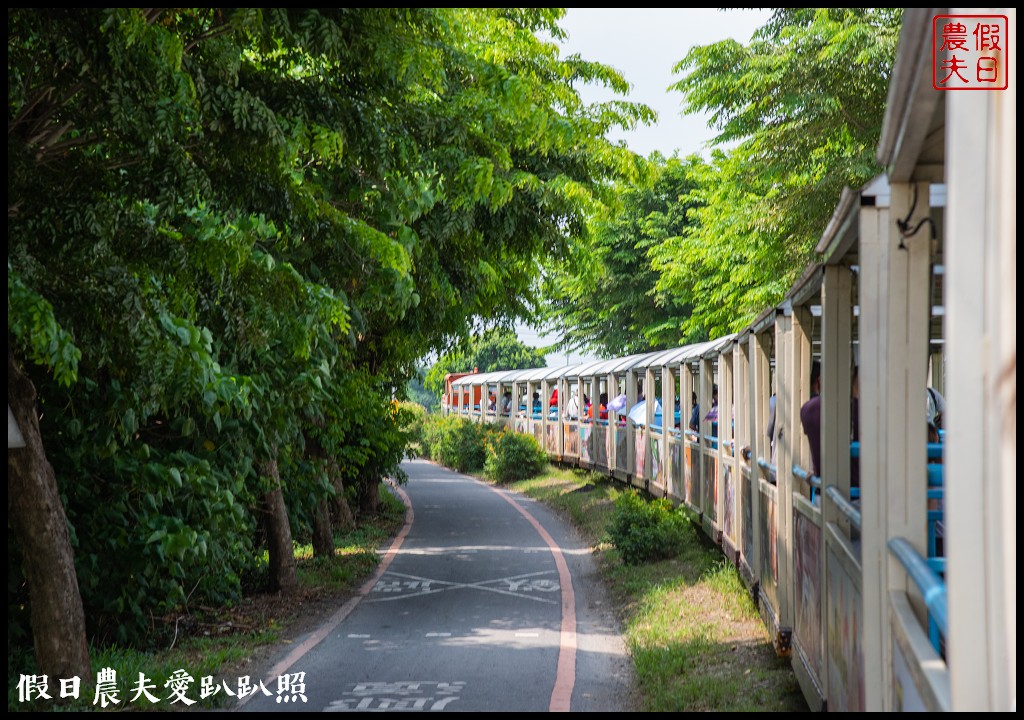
655 8 902 338
540 8 902 352
541 153 703 356
8 7 650 675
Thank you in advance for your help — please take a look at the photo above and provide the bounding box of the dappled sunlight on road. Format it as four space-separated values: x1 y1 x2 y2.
348 624 630 659
392 544 594 557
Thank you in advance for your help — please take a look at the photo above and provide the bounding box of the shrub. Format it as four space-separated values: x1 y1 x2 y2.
483 428 548 483
608 490 692 565
396 400 428 457
421 415 499 473
420 413 455 463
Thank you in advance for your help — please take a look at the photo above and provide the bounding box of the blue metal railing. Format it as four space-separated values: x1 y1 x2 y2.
825 486 862 529
850 442 943 461
757 458 777 483
791 463 821 489
792 463 822 503
888 537 948 654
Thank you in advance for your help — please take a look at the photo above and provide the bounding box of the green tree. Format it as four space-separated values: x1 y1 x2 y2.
406 366 439 411
541 153 703 355
651 8 902 338
8 7 651 673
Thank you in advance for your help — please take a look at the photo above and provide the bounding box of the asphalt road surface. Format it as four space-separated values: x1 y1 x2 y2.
237 459 636 713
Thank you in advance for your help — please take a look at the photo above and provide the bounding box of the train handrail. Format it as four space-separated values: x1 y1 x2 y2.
851 441 944 464
793 463 822 503
888 537 948 642
825 485 862 529
757 458 777 483
791 464 822 490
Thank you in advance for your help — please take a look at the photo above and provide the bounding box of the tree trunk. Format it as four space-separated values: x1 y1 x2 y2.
261 457 297 593
328 459 356 533
7 348 91 681
304 429 337 558
358 476 380 515
311 499 334 559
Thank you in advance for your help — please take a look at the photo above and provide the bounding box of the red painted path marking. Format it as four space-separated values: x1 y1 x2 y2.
239 465 577 711
237 481 414 709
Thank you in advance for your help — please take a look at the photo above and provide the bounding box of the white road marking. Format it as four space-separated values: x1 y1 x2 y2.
367 569 559 604
325 681 465 712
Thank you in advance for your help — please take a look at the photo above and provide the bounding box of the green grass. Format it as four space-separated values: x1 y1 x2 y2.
498 463 808 713
294 490 404 591
508 465 624 541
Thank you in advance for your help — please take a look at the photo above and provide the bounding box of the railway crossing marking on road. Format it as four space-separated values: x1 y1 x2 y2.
367 569 560 604
324 681 466 712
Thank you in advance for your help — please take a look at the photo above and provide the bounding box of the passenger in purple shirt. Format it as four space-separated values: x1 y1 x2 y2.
800 361 822 478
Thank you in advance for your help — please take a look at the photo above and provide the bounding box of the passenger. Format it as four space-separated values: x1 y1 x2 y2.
800 361 823 478
501 391 513 415
928 419 943 556
926 386 945 433
766 393 778 465
532 391 541 414
607 392 628 423
565 391 580 420
595 392 609 421
689 392 700 432
704 384 719 437
550 387 559 408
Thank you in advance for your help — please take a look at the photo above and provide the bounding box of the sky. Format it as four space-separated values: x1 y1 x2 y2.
518 8 774 367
